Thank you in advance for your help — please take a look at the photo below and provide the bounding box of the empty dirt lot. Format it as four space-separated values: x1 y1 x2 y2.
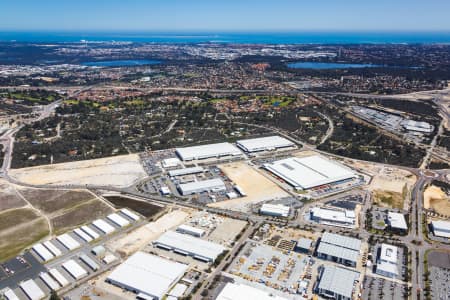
424 185 450 216
0 179 26 211
50 198 114 234
9 154 146 188
17 188 97 215
0 208 49 261
209 161 289 211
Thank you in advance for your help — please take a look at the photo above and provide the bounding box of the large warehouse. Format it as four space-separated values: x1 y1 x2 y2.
177 178 226 195
236 135 295 153
431 220 450 238
263 155 357 190
106 251 188 300
316 232 361 267
310 207 356 227
154 230 226 262
217 282 288 300
316 265 360 300
376 244 399 278
175 142 242 161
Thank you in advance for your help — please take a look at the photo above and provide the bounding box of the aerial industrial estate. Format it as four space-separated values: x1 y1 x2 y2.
0 28 450 300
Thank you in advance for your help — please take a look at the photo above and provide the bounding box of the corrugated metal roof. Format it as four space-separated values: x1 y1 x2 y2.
154 231 226 261
321 232 361 251
176 142 242 161
237 135 294 152
107 252 188 300
318 265 359 299
317 243 359 263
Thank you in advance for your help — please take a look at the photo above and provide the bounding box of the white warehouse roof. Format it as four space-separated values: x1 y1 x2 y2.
264 155 356 190
321 232 361 251
154 231 226 262
81 225 100 240
92 219 116 234
260 204 290 217
217 282 288 300
431 220 450 238
168 166 204 177
388 212 408 230
236 135 295 153
178 178 226 195
380 244 398 264
2 288 19 300
107 251 188 300
56 233 80 251
107 213 130 228
311 207 355 225
19 279 45 300
177 224 205 237
43 241 62 257
120 208 140 221
32 243 54 262
62 259 88 280
175 142 242 161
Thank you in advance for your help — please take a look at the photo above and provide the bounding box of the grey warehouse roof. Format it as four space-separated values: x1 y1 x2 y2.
320 232 361 251
318 265 360 299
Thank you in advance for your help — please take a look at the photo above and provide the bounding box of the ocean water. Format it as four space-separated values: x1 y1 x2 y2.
288 62 383 69
1 31 450 44
81 59 160 67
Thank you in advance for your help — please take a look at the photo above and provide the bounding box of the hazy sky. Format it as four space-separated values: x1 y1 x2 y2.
1 0 449 31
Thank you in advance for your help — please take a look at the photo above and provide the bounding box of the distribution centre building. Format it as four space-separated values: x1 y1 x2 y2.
175 142 242 161
236 135 295 153
260 204 290 217
431 220 450 238
217 282 288 300
177 178 226 195
316 232 361 267
316 265 360 300
106 251 188 300
154 230 226 262
263 155 357 190
168 166 205 177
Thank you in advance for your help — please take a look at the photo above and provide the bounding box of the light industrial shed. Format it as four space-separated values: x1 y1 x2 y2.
120 208 140 221
43 241 62 257
154 231 226 262
39 272 60 291
177 178 226 195
56 233 81 251
310 207 356 227
175 142 242 161
19 279 45 300
260 204 290 217
236 135 295 153
80 225 100 240
176 224 205 237
106 251 188 300
316 265 360 300
263 155 356 190
48 268 69 287
107 213 130 228
62 259 88 280
92 219 116 234
32 243 54 262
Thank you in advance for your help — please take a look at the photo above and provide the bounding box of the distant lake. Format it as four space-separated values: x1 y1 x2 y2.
81 59 161 67
287 62 383 69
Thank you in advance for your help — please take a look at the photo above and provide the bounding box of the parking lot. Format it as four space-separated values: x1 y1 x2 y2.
325 192 365 210
0 209 143 300
362 275 408 300
429 266 450 300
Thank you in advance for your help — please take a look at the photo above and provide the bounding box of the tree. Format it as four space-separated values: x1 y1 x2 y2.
49 290 61 300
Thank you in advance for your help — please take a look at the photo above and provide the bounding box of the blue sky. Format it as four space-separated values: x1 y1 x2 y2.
1 0 449 31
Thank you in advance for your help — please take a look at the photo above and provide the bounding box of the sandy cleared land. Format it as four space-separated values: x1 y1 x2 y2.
9 154 146 188
0 208 49 261
209 162 289 211
424 185 450 216
0 179 26 211
17 188 96 215
107 209 189 257
369 167 416 193
50 198 114 234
